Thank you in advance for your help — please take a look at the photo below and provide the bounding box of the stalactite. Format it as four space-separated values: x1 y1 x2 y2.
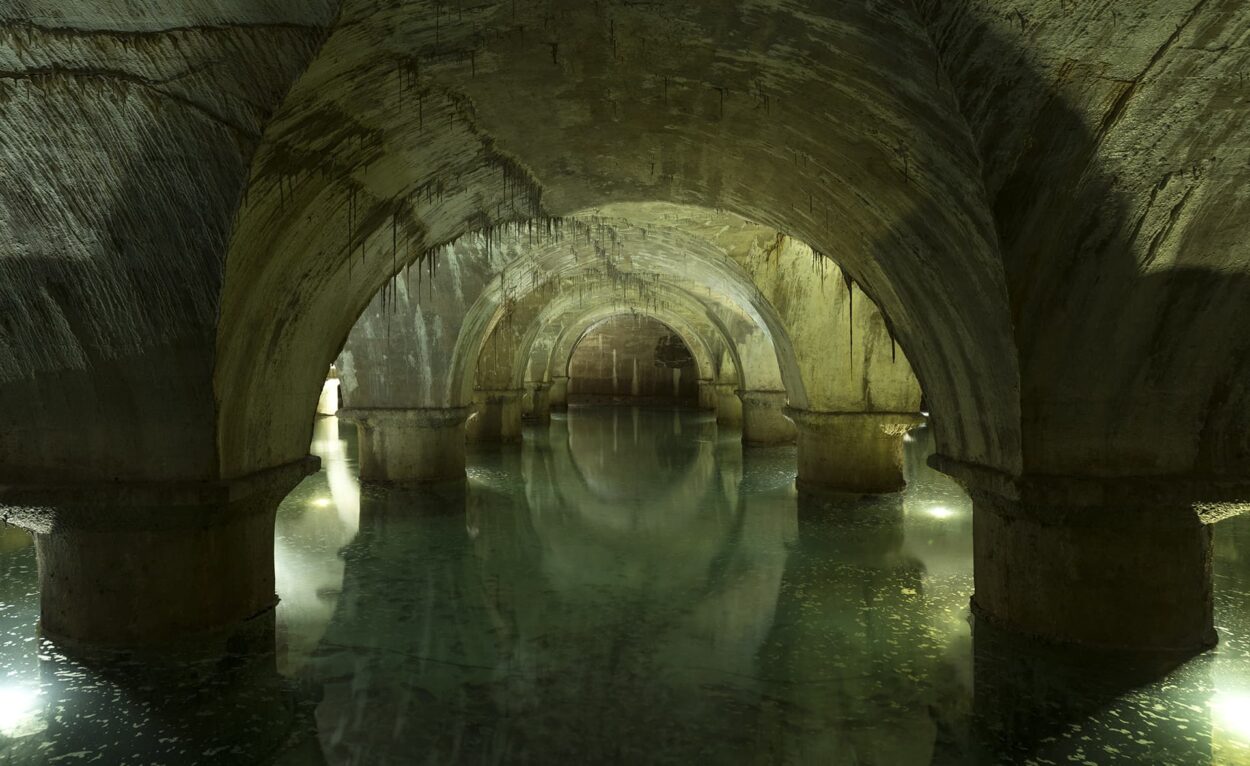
840 264 854 367
391 208 398 304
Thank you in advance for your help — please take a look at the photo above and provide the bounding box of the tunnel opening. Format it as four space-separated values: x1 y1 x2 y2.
565 314 699 409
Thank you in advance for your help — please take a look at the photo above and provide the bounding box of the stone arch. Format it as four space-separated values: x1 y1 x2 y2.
212 0 1020 480
556 314 709 405
450 255 801 411
518 286 766 390
543 309 722 390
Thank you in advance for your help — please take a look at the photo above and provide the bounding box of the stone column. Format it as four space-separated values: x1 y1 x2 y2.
2 458 315 648
714 383 742 427
549 376 570 412
697 379 718 411
529 382 553 425
339 407 469 483
467 388 524 443
738 390 796 445
786 409 923 494
937 458 1221 653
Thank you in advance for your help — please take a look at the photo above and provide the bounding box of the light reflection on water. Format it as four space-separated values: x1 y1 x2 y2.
0 407 1248 764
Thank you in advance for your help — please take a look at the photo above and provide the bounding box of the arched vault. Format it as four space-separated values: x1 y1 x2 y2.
214 0 1019 479
530 306 726 389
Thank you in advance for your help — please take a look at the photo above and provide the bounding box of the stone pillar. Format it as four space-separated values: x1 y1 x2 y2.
786 409 923 494
938 458 1220 653
697 379 718 411
467 388 523 443
528 382 553 425
1 458 316 648
339 407 469 483
550 376 570 412
738 390 796 445
714 383 742 427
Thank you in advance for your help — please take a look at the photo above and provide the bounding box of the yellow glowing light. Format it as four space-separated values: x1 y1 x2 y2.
1213 691 1250 741
0 685 46 738
310 497 333 508
927 506 955 520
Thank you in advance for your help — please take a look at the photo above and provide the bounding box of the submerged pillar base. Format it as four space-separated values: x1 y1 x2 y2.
527 382 553 425
697 379 717 411
738 390 795 446
938 458 1220 653
1 458 316 649
340 407 469 483
549 376 569 413
467 389 523 444
714 383 742 427
787 409 922 494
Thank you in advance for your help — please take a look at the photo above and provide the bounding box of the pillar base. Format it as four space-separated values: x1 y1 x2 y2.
697 379 717 411
714 383 741 427
738 390 795 445
549 377 569 413
0 457 317 649
787 409 923 494
525 382 553 425
340 407 469 483
937 457 1220 653
467 389 523 444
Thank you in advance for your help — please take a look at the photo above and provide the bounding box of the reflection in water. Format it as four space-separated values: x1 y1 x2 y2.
276 417 361 675
0 409 1248 763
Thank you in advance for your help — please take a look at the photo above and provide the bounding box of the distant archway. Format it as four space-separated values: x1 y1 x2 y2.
564 315 700 406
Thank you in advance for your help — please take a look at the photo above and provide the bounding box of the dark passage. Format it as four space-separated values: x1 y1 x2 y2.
566 315 699 407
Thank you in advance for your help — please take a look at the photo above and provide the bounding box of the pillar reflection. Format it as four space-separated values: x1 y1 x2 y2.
301 481 504 763
750 492 968 765
297 408 799 763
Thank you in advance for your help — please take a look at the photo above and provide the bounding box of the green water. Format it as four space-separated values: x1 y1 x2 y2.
1 407 1249 764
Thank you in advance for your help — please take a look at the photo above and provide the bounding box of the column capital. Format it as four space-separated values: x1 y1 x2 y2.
738 390 795 445
345 407 468 483
783 410 917 494
930 454 1250 523
1 459 317 648
474 388 525 404
967 477 1219 652
339 406 470 430
0 456 319 534
736 389 788 405
784 408 923 436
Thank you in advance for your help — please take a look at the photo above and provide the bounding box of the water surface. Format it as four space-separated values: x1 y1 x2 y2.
2 407 1249 764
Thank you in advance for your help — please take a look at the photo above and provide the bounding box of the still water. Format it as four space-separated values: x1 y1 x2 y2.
2 407 1249 764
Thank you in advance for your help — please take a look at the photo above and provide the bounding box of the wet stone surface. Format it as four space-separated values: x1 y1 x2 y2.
1 407 1249 764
